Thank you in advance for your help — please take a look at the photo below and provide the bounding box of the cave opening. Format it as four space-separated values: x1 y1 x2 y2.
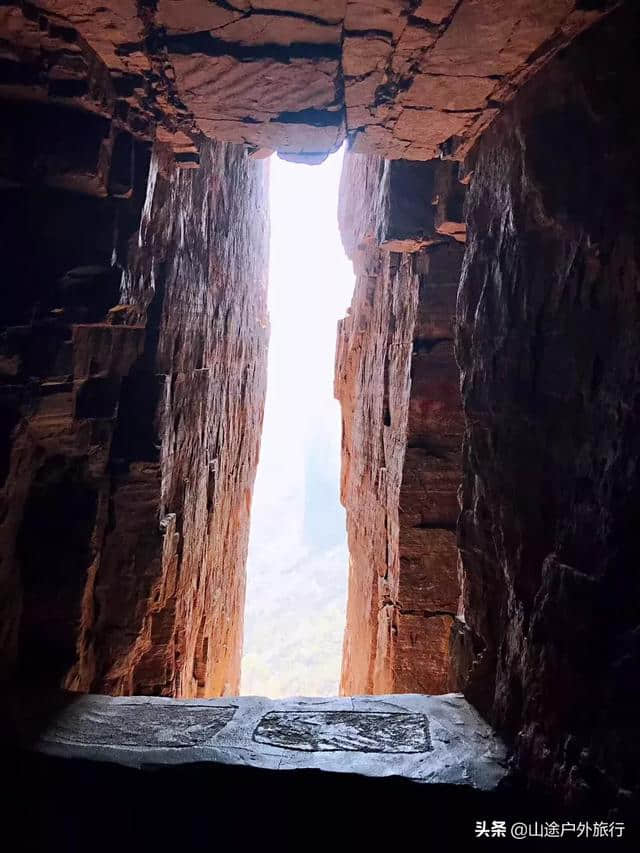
240 148 355 698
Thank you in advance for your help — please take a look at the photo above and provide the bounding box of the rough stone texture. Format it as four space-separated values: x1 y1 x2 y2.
156 0 346 161
0 32 151 686
0 39 269 697
72 141 269 698
335 244 417 695
454 3 640 813
337 152 463 254
0 1 616 163
1 11 638 826
336 152 464 695
10 690 508 788
0 2 198 165
343 0 617 161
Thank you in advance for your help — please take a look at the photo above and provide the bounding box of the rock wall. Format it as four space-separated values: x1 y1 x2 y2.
0 23 269 696
337 152 464 694
455 3 640 811
0 1 615 164
161 0 619 162
74 140 269 697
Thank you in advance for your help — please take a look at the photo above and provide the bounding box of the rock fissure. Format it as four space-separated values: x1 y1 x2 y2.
164 32 342 61
1 0 637 820
11 0 608 162
398 608 457 619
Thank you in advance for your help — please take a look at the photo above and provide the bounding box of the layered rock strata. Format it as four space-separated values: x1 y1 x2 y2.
1 2 617 163
73 140 269 697
455 2 640 811
336 152 464 694
0 43 268 696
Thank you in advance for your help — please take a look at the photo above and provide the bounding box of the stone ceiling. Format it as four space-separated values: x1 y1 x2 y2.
0 1 617 164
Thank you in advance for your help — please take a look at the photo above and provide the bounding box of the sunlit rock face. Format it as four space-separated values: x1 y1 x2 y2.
0 1 615 163
455 3 640 811
81 140 268 697
336 153 464 695
163 0 615 161
0 15 269 695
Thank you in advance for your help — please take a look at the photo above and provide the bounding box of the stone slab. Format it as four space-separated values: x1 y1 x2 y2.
13 691 508 790
253 710 431 753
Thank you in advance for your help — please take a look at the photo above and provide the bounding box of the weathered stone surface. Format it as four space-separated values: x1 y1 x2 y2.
0 49 268 698
250 0 346 21
172 52 344 158
2 7 638 828
338 153 464 254
455 3 640 812
157 0 245 34
403 75 496 112
0 3 167 157
254 709 432 752
341 0 615 160
414 1 458 25
0 0 612 161
0 33 153 684
12 691 508 787
36 700 238 747
336 245 417 695
73 141 268 698
38 0 143 62
172 54 339 119
162 5 342 46
337 152 464 696
422 0 574 77
432 164 466 241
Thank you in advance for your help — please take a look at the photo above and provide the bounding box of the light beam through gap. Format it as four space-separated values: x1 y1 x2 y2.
241 148 355 697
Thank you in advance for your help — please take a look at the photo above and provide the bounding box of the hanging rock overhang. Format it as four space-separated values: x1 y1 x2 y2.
1 1 619 165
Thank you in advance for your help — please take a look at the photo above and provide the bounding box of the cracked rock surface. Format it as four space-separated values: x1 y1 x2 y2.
455 2 640 812
336 152 464 695
0 59 269 697
0 1 616 162
12 690 508 788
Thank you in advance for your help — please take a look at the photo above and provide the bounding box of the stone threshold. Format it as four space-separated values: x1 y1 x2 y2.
10 691 508 791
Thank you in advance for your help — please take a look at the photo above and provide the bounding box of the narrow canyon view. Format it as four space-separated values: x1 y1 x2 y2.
1 0 639 844
241 151 353 698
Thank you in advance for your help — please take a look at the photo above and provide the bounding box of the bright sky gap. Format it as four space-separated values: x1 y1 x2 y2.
240 148 355 698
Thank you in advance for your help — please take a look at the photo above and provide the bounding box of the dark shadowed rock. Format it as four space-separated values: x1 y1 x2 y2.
455 2 640 813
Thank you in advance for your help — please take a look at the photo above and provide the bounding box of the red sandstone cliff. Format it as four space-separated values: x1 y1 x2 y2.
0 18 269 694
70 141 270 697
336 152 464 694
0 2 613 165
